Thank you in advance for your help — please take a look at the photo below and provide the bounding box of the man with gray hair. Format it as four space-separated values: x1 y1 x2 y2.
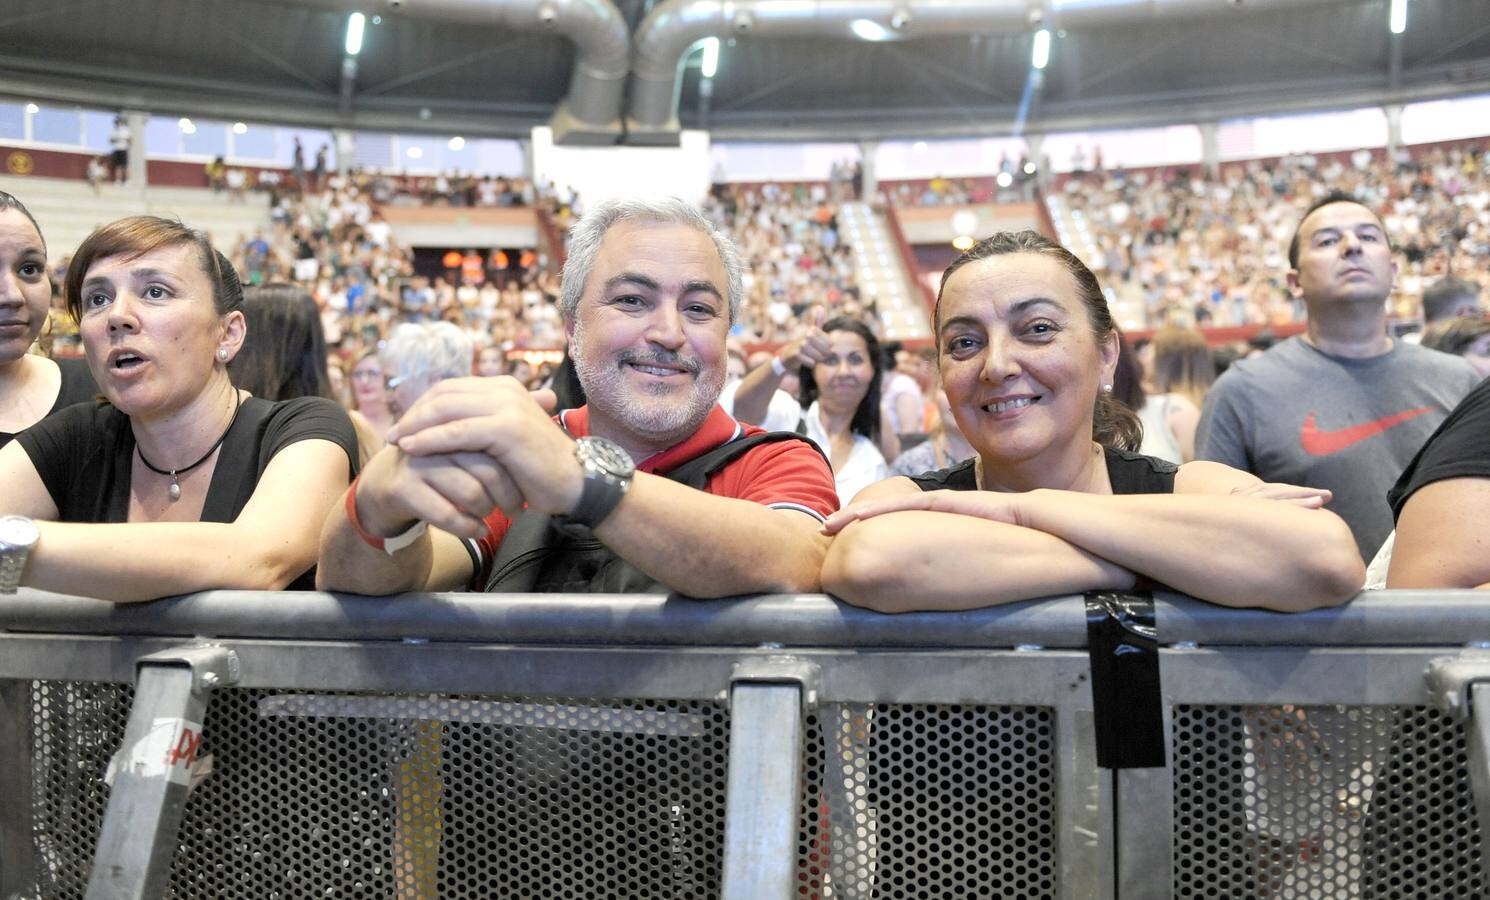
379 321 473 419
318 197 838 595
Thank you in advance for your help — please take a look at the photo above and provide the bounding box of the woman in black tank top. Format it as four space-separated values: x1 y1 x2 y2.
821 231 1363 613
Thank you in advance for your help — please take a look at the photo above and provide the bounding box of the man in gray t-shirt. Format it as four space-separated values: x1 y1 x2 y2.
1197 193 1480 561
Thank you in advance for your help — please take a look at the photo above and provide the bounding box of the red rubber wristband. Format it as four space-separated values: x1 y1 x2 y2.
344 475 386 552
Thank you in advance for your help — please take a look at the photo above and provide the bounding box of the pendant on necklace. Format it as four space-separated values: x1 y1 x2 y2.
168 478 182 502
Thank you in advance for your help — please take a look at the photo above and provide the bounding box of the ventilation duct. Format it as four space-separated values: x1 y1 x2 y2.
292 0 630 144
628 0 1347 144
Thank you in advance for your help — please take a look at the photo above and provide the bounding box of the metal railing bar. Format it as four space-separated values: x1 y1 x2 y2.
5 590 1490 650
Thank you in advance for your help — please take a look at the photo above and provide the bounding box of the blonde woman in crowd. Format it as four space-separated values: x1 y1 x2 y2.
1137 326 1216 463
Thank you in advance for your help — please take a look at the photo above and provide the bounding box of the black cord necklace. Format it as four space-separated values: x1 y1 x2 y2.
136 389 242 502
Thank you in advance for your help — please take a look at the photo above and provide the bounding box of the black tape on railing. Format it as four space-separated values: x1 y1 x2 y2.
1085 591 1166 769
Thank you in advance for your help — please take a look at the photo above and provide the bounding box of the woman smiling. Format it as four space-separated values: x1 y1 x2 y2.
821 231 1363 613
0 216 358 601
797 317 890 503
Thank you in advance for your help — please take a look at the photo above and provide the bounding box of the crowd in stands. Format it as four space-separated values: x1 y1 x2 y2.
702 183 866 344
1054 142 1490 328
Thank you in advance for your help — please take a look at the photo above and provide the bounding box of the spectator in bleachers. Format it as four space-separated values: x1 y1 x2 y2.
230 283 381 466
205 156 227 193
821 229 1363 612
881 342 929 453
1136 327 1214 464
0 216 358 601
1420 315 1490 379
316 196 838 597
475 345 505 378
703 184 860 343
379 321 473 420
1196 192 1482 561
888 384 973 477
86 156 107 194
0 192 98 450
1421 276 1483 323
798 317 891 503
348 349 395 443
108 115 129 184
1045 141 1490 330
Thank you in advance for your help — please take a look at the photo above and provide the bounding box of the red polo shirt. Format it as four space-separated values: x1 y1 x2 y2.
471 404 839 580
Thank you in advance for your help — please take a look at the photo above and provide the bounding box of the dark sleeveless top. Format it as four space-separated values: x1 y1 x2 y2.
907 447 1178 495
0 357 100 450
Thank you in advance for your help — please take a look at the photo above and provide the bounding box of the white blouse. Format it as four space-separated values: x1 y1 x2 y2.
801 401 890 504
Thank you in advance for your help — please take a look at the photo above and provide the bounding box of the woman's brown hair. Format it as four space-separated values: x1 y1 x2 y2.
934 229 1143 452
64 216 243 323
1148 326 1215 410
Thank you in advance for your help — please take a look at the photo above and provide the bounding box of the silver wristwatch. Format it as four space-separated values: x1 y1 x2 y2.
0 515 40 594
558 436 635 530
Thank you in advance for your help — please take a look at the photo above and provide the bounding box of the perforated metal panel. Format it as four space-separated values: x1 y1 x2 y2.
1173 704 1487 899
796 703 1057 899
21 683 732 899
27 681 133 899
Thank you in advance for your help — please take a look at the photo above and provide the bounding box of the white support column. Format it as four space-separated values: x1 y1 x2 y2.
1385 104 1404 158
1200 121 1220 178
1026 133 1046 186
334 128 356 177
858 140 878 201
125 110 148 190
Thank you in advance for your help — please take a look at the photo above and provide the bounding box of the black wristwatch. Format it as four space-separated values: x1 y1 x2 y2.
557 436 635 530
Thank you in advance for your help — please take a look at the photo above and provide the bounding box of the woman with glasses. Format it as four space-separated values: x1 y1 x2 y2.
349 348 396 441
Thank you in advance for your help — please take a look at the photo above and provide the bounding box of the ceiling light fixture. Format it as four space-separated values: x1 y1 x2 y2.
701 36 720 78
851 18 890 42
1032 29 1051 69
1389 0 1407 34
448 136 465 151
346 12 366 56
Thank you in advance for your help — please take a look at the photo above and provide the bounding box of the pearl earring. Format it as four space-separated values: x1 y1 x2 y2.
1102 383 1113 394
217 347 229 361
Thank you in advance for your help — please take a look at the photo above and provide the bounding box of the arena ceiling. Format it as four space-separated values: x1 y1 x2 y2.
3 0 1489 144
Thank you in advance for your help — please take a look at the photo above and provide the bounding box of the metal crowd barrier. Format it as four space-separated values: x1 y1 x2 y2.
2 588 1490 899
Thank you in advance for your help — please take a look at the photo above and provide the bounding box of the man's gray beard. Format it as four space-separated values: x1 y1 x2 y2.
571 319 725 442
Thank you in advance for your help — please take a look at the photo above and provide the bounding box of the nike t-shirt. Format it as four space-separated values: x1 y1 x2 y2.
1196 335 1480 561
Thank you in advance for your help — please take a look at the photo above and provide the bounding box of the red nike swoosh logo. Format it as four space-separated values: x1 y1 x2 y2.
1300 407 1431 456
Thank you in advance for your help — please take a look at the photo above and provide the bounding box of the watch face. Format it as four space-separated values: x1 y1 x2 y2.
578 437 635 478
0 516 39 548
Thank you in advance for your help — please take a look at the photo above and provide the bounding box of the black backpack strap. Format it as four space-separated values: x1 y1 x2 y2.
661 430 826 489
484 430 826 593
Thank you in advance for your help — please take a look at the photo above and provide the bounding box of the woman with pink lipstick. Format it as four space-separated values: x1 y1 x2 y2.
0 192 98 450
796 317 890 503
821 230 1364 613
0 216 358 601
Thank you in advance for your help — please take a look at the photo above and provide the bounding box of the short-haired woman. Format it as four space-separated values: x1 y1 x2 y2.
0 216 359 600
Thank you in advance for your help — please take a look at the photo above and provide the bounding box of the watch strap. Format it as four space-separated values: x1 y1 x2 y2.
561 470 630 530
